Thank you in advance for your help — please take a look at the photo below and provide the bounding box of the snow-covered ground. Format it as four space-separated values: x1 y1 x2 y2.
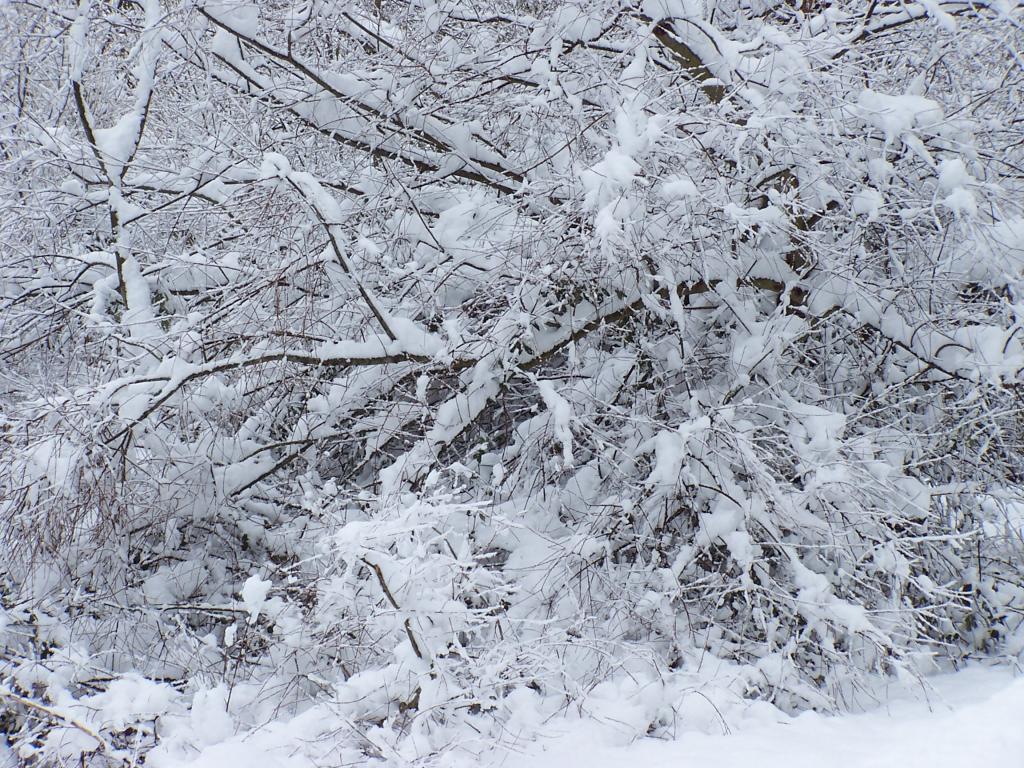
502 665 1024 768
2 665 1020 767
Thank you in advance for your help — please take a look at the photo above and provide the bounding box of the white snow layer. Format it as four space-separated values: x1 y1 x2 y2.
505 665 1024 768
14 664 1014 768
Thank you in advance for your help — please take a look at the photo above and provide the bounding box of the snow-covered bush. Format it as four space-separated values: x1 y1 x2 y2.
2 0 1023 764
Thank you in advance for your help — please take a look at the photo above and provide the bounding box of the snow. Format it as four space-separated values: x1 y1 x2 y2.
82 674 176 732
57 664 1021 768
937 157 971 191
502 665 1024 768
68 3 91 82
259 151 292 180
660 175 698 199
121 255 160 341
142 561 210 603
204 1 260 38
187 686 235 747
785 397 846 459
581 148 641 209
918 0 959 32
790 556 876 636
724 201 786 229
537 378 575 466
857 90 944 145
25 437 82 496
95 113 144 171
942 186 977 216
550 6 605 42
59 177 85 196
240 574 272 623
646 416 710 488
937 158 977 216
965 216 1024 281
7 4 1024 768
852 187 884 220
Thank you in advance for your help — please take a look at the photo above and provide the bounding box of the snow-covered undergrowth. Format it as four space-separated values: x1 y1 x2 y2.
3 489 1022 765
502 664 1024 768
2 0 1024 765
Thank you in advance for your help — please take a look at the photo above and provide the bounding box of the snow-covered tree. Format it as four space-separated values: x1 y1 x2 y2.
2 0 1023 764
